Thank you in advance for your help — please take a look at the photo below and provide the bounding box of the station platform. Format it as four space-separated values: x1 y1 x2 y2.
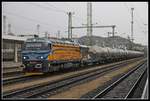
2 62 22 68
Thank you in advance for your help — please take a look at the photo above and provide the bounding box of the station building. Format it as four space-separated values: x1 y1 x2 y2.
2 34 27 62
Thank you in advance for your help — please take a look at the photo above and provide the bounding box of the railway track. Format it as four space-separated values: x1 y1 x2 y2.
2 64 102 85
3 76 35 85
91 61 147 99
125 66 147 98
2 58 142 86
3 58 145 99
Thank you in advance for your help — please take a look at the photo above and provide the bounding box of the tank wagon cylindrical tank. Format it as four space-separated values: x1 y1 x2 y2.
88 46 109 63
87 45 144 64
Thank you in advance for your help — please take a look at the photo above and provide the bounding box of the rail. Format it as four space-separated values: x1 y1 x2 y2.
92 61 146 99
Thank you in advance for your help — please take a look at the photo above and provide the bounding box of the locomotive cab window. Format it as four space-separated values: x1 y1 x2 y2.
48 43 51 50
23 42 50 51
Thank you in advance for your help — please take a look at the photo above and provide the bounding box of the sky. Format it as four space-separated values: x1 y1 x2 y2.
2 2 148 45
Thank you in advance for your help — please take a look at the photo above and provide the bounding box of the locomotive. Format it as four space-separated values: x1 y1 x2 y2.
21 37 88 75
21 37 144 75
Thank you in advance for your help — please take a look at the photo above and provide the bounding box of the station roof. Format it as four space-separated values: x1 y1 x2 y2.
2 34 28 41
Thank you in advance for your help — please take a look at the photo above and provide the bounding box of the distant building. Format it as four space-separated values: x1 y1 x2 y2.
8 32 15 36
47 36 58 40
18 34 38 39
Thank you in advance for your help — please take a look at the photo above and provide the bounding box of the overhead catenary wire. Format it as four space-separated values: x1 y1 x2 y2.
3 3 66 29
33 3 85 26
10 21 54 36
3 2 86 36
128 3 146 25
28 3 82 30
3 11 65 30
3 12 49 29
35 3 87 26
130 4 145 28
123 2 148 46
134 10 145 25
3 17 36 35
3 13 67 37
30 3 67 14
6 3 66 29
44 3 67 14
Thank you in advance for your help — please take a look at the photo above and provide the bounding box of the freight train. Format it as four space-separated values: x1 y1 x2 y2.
21 37 144 75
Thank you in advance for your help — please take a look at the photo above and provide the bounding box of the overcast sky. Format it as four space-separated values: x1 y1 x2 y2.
2 2 148 45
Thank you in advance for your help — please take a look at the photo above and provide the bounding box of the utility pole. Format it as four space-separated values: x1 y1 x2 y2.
57 30 60 39
8 23 11 34
131 8 134 49
87 2 93 46
143 24 148 34
67 12 74 39
3 15 6 35
108 32 112 37
37 24 40 35
87 2 92 36
45 31 48 38
112 26 115 37
127 35 131 50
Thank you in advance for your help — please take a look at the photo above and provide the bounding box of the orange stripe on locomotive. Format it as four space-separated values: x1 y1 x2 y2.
48 43 82 62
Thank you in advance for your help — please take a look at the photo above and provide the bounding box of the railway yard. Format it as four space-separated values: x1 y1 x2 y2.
2 57 148 99
2 2 148 100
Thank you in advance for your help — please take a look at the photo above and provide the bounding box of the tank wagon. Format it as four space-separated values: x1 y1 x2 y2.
21 37 144 75
88 45 144 64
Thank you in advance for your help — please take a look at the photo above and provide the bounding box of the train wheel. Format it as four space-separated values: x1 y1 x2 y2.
60 64 64 70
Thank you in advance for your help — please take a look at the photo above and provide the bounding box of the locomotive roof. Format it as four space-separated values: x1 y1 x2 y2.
26 37 79 46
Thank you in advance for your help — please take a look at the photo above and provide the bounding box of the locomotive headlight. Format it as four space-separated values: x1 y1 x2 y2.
40 56 44 59
23 56 26 59
37 56 44 59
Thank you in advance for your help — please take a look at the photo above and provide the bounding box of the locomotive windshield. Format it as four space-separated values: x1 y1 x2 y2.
23 42 50 51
